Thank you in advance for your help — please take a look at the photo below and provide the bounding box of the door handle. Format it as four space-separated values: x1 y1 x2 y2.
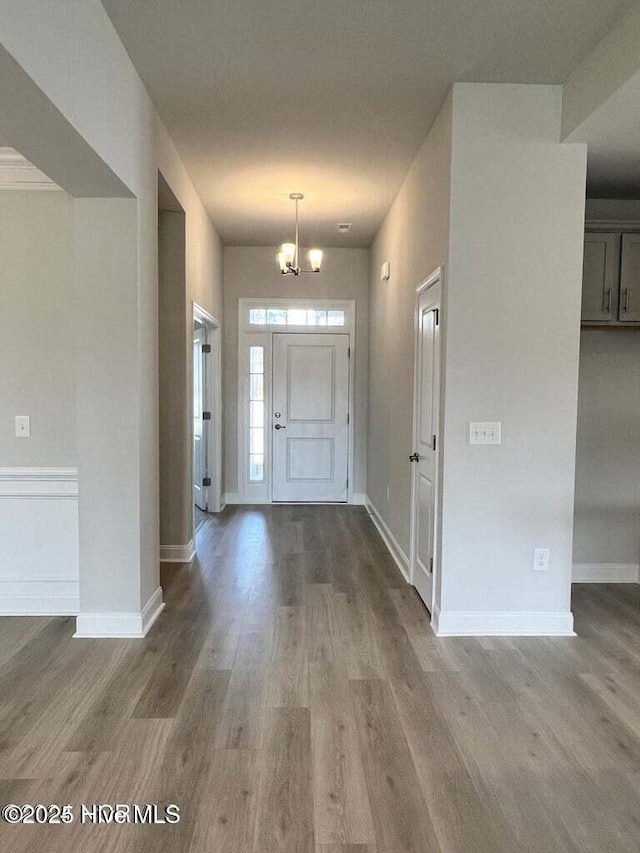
274 424 287 430
621 288 629 313
409 453 420 462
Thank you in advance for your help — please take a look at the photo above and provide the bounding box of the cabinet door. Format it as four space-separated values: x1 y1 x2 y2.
619 234 640 323
581 232 619 323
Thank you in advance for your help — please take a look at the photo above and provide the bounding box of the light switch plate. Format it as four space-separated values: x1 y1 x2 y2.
469 422 501 445
15 415 30 438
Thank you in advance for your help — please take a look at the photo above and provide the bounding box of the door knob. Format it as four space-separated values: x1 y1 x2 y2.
409 453 420 462
274 424 287 430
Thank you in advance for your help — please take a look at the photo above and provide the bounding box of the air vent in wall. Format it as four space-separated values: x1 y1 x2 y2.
337 223 352 233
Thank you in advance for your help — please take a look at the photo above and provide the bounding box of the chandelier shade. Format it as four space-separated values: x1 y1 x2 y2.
277 194 323 276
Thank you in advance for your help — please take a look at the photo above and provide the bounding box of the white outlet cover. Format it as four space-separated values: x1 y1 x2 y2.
534 548 551 572
469 422 501 445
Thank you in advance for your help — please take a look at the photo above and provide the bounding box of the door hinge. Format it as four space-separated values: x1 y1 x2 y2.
202 411 212 420
347 413 350 425
429 556 434 573
432 434 437 451
202 343 212 353
202 477 212 487
434 308 440 327
348 346 351 358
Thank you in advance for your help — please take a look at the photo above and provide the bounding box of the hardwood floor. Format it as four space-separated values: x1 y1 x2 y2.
1 505 640 851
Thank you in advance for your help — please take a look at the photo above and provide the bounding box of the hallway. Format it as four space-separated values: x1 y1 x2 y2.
1 505 640 852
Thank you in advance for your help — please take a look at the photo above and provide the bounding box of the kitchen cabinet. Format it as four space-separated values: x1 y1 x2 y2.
582 231 640 325
619 234 640 323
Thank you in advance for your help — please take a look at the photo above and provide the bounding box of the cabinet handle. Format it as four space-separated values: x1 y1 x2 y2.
621 288 629 313
605 288 611 312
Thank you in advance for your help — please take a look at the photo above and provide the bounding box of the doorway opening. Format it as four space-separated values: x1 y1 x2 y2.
409 268 442 614
193 304 222 530
237 298 355 504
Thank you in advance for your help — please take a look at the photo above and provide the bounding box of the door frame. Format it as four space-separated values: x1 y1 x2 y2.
409 267 443 613
192 303 222 516
237 298 356 504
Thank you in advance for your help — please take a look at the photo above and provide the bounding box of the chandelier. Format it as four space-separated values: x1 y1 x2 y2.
277 193 323 275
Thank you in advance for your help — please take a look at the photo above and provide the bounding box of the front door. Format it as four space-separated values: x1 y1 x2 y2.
272 333 350 502
410 277 441 611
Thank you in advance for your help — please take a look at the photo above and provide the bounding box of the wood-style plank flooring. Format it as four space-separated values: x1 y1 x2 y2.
1 505 640 851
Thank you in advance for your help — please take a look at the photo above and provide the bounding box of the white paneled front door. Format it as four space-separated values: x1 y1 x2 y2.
272 333 350 502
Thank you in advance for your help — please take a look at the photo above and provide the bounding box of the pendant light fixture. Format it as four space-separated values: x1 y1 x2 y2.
277 193 323 275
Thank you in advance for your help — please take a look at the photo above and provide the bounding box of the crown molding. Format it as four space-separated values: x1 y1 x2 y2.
0 147 61 191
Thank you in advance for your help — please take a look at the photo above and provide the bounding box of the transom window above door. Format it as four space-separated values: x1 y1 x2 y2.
248 307 345 327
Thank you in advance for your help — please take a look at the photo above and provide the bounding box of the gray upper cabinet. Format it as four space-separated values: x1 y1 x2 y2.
582 231 640 326
582 232 619 323
619 234 640 323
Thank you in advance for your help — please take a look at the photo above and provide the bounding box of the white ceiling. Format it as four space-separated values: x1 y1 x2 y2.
103 0 634 246
567 71 640 198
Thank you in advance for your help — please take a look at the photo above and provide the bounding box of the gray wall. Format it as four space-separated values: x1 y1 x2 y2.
441 84 586 618
74 198 142 612
369 93 452 555
370 84 587 627
574 330 640 565
0 191 75 467
1 0 223 622
223 246 370 497
158 209 190 548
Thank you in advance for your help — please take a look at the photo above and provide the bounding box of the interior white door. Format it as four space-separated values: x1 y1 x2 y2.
272 333 350 502
193 324 207 511
410 280 441 612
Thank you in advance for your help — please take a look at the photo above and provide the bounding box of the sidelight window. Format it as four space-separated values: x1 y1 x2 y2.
248 346 265 481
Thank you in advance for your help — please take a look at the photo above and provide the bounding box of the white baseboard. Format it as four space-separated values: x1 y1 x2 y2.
351 493 367 505
365 497 410 583
223 492 241 505
160 540 195 563
572 563 639 583
433 604 575 637
0 467 79 615
74 586 165 639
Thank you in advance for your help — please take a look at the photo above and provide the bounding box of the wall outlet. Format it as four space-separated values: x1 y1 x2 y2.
15 415 30 438
469 422 501 445
534 548 550 572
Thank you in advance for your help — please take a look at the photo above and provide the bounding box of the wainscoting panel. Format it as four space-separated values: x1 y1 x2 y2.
0 468 79 614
